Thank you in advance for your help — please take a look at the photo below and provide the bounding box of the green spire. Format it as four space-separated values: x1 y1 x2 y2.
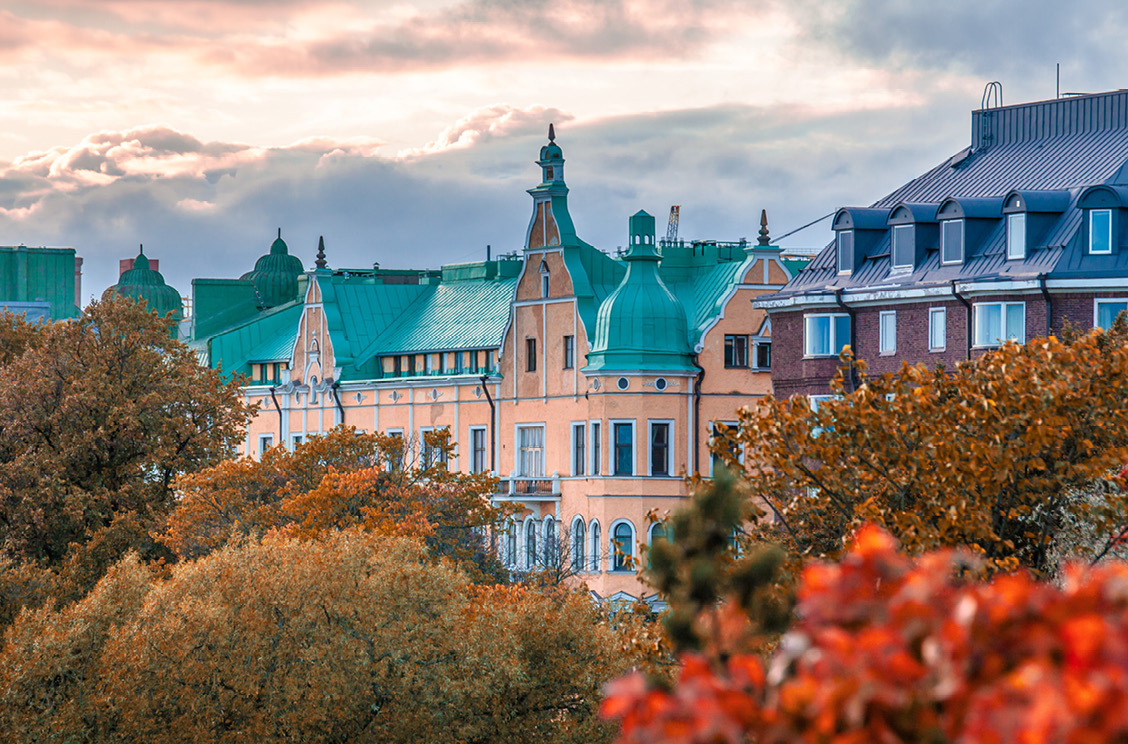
240 228 304 308
105 245 184 326
584 211 695 373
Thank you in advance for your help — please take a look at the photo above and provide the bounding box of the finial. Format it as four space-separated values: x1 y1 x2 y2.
548 123 556 143
757 209 771 246
315 235 327 269
277 227 281 239
138 243 144 256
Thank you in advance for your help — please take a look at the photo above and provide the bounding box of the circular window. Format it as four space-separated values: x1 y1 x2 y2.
616 377 630 391
655 377 667 391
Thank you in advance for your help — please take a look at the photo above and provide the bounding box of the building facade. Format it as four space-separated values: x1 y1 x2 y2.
188 129 801 602
757 89 1128 399
0 245 82 321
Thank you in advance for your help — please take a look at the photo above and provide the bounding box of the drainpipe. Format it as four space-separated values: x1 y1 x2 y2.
480 375 496 473
269 385 283 437
833 289 857 392
692 360 705 477
951 280 973 360
331 380 344 426
1038 273 1052 337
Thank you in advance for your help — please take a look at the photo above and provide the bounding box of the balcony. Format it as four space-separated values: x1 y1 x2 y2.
492 471 561 504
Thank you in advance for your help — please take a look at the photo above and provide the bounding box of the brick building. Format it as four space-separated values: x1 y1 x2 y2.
756 89 1128 398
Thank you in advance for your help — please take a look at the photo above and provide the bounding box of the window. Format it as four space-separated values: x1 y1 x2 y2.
572 423 586 476
709 421 742 476
571 517 586 572
892 224 914 270
454 351 464 374
385 430 404 471
649 421 671 477
591 421 601 476
525 519 537 570
424 354 434 374
517 425 545 477
974 302 1025 347
525 338 537 372
929 307 947 351
420 427 445 468
486 350 495 371
1096 299 1128 330
1007 213 1026 260
1091 209 1113 255
616 377 629 390
590 521 601 572
563 335 575 369
724 335 749 368
406 355 416 376
836 230 854 274
754 340 771 369
470 427 487 473
505 521 517 569
541 273 550 298
612 422 634 476
543 518 558 568
941 220 964 264
879 311 896 355
258 434 273 458
611 521 634 571
545 166 554 181
804 313 850 357
469 350 479 373
291 434 303 449
648 523 670 569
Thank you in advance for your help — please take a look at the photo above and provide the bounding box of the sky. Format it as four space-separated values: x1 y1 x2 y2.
3 0 1128 301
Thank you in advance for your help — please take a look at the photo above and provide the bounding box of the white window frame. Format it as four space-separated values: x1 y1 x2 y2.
589 420 602 476
609 419 636 477
940 219 965 265
523 515 538 571
542 516 558 569
929 307 947 352
648 419 675 477
751 337 771 370
563 335 575 369
608 518 636 573
515 423 546 477
879 310 897 355
290 434 304 449
257 434 273 459
570 515 586 572
804 313 850 358
589 520 602 573
1094 298 1128 330
836 229 854 275
468 425 487 473
419 426 438 468
570 421 587 477
973 301 1026 348
708 420 742 477
1090 209 1114 255
891 224 914 270
1007 213 1027 260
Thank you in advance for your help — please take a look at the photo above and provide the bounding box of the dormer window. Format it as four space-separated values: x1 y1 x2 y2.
1090 209 1113 255
941 220 964 265
891 225 914 270
1006 213 1026 260
836 230 854 275
539 259 549 298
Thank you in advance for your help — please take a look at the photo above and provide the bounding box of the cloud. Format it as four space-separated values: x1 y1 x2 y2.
401 104 573 156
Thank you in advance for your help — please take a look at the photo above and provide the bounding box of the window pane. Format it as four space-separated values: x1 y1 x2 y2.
805 316 830 355
573 423 586 476
880 312 896 353
755 341 771 369
526 521 537 568
892 225 914 268
930 309 946 350
572 523 585 570
1091 210 1113 254
837 230 854 273
591 523 601 572
942 220 964 264
614 423 633 476
975 304 1001 345
1098 301 1128 330
613 523 633 571
1006 303 1025 342
1007 213 1026 260
834 315 851 353
651 423 669 476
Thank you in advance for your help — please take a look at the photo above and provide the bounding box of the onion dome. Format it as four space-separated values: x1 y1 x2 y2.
240 228 304 308
540 123 563 162
104 246 183 323
584 211 695 372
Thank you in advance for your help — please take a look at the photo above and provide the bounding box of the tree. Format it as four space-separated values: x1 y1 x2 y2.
0 532 627 744
163 426 509 579
717 329 1128 576
0 296 251 603
603 522 1128 743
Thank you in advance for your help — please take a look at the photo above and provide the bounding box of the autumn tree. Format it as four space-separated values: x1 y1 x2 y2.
717 328 1128 575
0 532 627 744
163 426 508 579
0 296 251 609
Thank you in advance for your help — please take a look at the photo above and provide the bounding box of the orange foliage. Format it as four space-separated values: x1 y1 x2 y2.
604 525 1128 743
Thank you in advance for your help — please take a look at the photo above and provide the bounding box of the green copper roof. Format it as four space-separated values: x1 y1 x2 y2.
105 247 183 323
0 245 79 320
205 302 303 380
240 229 304 308
585 217 695 373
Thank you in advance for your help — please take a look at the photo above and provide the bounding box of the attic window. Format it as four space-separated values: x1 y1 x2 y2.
941 220 964 265
545 166 554 181
1090 209 1113 255
1007 213 1026 260
836 230 854 275
539 260 550 298
891 225 914 270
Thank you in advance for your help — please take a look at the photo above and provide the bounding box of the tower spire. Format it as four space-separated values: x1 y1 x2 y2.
548 123 556 143
315 236 327 269
757 209 772 246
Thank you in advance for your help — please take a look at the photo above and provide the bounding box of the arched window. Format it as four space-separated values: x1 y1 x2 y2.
571 516 586 572
543 517 558 568
590 521 601 573
648 522 669 569
525 519 538 570
505 520 517 568
611 520 635 572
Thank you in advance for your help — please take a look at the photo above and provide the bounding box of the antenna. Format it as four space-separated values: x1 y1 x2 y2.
1056 63 1060 99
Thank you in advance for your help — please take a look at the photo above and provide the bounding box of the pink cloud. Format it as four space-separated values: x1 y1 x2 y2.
401 104 573 156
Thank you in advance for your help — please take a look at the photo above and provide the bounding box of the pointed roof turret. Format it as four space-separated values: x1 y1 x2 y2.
240 228 304 308
105 244 183 326
315 235 327 269
758 209 772 246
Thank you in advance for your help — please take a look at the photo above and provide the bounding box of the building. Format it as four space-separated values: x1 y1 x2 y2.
189 128 803 601
756 89 1128 399
104 246 184 335
0 245 82 321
